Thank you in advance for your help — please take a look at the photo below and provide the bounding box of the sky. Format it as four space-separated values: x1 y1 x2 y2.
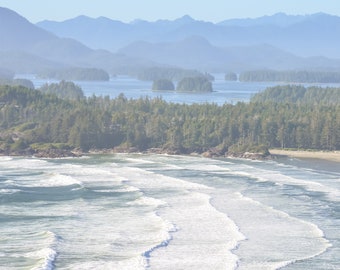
0 0 340 23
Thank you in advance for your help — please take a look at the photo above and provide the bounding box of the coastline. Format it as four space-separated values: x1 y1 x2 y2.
3 145 340 163
0 146 269 160
269 149 340 163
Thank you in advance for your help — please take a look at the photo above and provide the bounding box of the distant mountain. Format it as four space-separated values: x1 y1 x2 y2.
118 36 340 72
0 51 66 73
218 12 307 27
37 13 340 59
36 15 215 52
2 7 340 75
0 7 58 55
0 7 156 74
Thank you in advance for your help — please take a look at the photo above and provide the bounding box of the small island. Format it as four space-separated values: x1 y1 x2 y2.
176 76 213 92
0 68 35 89
225 72 238 81
152 79 175 91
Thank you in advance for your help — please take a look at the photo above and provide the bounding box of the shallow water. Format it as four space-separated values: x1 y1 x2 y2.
0 154 338 269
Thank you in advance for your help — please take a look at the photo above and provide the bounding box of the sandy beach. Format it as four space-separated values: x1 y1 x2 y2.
269 149 340 163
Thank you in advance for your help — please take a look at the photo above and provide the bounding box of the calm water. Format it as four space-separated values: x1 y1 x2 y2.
18 74 340 105
18 74 281 105
0 154 339 269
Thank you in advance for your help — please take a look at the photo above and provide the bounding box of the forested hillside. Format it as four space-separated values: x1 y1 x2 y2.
251 85 340 105
0 85 339 157
239 70 340 83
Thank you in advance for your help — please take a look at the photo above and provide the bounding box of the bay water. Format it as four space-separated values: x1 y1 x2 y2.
17 74 280 105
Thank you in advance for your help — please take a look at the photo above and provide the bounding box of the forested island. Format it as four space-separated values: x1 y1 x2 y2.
152 77 213 92
176 77 213 92
239 70 340 83
0 68 35 89
0 78 35 89
152 79 175 91
0 84 339 158
137 67 213 82
225 72 238 81
37 67 110 81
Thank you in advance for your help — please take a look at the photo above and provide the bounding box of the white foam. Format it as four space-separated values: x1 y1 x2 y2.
1 158 48 169
235 192 329 240
248 168 340 201
126 157 156 164
150 192 245 269
102 161 245 269
182 163 231 172
45 173 83 187
212 191 331 269
0 188 20 194
127 196 168 207
115 185 140 193
14 173 83 188
43 196 176 269
117 166 212 191
0 156 13 161
66 256 146 270
29 248 57 270
25 231 59 270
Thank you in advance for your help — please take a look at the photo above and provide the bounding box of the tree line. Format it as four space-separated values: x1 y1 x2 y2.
137 67 213 82
0 84 339 156
37 67 110 81
238 70 340 83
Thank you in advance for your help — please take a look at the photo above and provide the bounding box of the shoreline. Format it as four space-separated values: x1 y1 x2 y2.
3 146 340 163
0 146 269 160
269 149 340 163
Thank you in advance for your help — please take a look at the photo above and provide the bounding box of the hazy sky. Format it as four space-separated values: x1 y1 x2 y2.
0 0 339 23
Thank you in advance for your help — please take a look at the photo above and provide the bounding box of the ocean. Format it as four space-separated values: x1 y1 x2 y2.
0 154 339 269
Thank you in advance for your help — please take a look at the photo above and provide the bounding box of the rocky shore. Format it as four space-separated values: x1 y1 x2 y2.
110 146 271 160
0 145 271 160
0 147 82 158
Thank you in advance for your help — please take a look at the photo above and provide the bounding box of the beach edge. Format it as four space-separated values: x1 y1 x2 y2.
269 149 340 163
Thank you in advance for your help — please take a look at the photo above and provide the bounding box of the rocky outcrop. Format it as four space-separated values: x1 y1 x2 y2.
33 148 82 158
226 151 270 160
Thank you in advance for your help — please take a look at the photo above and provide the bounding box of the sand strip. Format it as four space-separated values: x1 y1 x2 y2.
269 149 340 163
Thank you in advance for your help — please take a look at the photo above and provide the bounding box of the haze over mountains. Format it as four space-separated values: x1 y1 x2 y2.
37 12 340 58
1 6 340 76
0 7 155 74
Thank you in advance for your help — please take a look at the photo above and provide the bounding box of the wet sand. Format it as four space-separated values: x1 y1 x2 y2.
269 149 340 163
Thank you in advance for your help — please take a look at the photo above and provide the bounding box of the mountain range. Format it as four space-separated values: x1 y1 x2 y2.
1 6 340 76
37 12 340 59
0 7 156 74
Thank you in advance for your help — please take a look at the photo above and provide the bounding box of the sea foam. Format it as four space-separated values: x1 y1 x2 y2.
26 231 59 270
147 192 245 269
212 191 331 269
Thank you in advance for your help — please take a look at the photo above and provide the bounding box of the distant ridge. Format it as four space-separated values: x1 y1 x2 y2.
218 12 307 27
118 37 340 72
1 7 340 74
37 12 340 59
0 7 156 74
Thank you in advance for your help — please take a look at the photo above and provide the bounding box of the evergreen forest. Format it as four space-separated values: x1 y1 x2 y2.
239 70 340 83
0 84 339 156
